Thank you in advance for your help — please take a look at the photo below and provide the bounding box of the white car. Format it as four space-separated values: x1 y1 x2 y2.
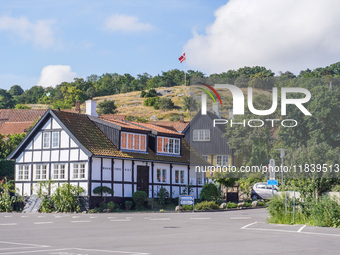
250 182 278 200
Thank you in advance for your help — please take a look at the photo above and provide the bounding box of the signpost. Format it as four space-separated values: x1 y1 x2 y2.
179 195 195 212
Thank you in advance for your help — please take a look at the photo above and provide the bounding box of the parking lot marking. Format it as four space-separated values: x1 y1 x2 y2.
70 220 91 223
4 216 13 218
34 222 54 225
72 248 150 254
297 225 306 232
230 217 251 220
240 221 257 229
190 218 211 220
0 223 18 226
0 240 49 247
110 219 131 222
149 218 170 221
20 216 29 218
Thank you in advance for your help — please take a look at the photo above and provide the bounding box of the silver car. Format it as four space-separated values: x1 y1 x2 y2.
250 182 278 200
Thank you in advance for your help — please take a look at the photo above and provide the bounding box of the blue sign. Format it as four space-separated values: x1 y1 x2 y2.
267 180 278 186
179 195 194 205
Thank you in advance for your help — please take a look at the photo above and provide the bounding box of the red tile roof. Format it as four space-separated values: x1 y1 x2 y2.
99 118 150 131
100 114 126 121
150 121 189 133
128 121 183 136
0 121 33 136
0 109 46 124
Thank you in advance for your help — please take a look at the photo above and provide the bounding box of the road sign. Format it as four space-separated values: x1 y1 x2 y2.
179 195 194 205
267 180 278 186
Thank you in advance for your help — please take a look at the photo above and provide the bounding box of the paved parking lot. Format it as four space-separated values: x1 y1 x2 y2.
0 209 339 255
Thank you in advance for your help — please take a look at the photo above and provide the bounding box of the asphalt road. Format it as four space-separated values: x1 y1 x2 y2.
0 208 339 255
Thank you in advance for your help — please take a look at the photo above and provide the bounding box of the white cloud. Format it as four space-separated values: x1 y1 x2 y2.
37 65 77 88
0 15 56 49
184 0 340 74
104 14 154 33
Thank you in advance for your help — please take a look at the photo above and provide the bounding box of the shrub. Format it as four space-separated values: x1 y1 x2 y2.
52 183 84 212
258 201 265 206
132 191 147 209
182 205 193 211
97 99 117 115
199 183 219 201
0 179 17 212
245 202 252 207
157 187 169 206
144 97 159 108
195 201 219 211
93 186 113 203
124 200 133 211
226 202 237 209
158 98 174 111
107 201 115 211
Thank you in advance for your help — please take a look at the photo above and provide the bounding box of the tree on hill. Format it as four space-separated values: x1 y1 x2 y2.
97 99 117 115
158 98 174 111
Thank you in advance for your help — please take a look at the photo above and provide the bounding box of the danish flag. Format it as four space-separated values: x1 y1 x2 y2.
178 53 186 63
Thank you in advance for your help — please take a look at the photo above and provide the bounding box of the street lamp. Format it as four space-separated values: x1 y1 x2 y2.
276 148 288 187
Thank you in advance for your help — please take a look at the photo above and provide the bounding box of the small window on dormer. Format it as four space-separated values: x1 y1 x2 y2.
157 136 180 155
121 132 147 152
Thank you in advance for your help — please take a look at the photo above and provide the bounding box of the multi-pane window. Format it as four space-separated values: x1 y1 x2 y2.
196 172 203 185
202 155 210 163
35 164 47 180
43 132 50 148
52 164 66 180
73 163 86 179
52 132 59 148
157 168 167 183
193 129 210 141
18 165 30 180
121 132 146 151
157 137 180 155
175 170 185 184
216 155 229 166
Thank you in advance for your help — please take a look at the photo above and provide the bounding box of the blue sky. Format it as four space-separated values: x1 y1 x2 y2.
0 0 227 90
1 0 340 91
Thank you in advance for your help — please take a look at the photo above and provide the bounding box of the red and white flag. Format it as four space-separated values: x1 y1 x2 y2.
178 53 186 63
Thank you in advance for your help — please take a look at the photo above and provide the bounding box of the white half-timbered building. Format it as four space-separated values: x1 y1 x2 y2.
8 104 206 208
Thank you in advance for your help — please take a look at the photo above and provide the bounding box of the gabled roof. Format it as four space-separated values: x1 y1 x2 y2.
99 114 126 121
183 110 226 134
8 110 207 165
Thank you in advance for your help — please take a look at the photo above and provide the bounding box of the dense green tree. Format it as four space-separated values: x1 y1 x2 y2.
8 85 24 96
19 86 45 104
97 99 117 115
0 89 15 109
158 97 174 111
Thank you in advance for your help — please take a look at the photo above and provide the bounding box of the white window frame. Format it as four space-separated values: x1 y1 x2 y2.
72 163 86 179
193 129 210 141
121 132 147 152
156 168 167 183
202 155 210 163
175 170 185 184
216 155 229 166
35 164 48 180
52 132 59 148
196 172 203 185
52 164 66 180
157 136 180 155
43 132 50 148
17 165 30 180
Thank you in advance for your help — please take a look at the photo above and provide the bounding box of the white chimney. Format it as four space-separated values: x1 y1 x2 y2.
212 102 221 118
86 100 98 117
